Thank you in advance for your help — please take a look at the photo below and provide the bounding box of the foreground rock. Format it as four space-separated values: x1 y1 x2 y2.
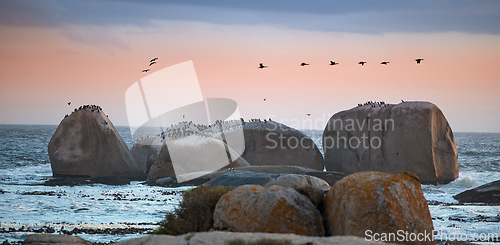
323 101 458 184
163 165 345 188
324 171 434 244
213 185 325 236
23 234 91 245
454 180 500 204
48 105 145 180
24 233 383 245
265 174 331 207
229 121 325 171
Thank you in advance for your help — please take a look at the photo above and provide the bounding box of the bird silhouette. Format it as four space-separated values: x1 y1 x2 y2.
150 57 158 63
330 61 338 65
67 102 71 105
300 62 309 66
401 99 405 103
306 113 311 116
358 61 367 66
381 61 390 65
415 58 424 64
142 69 150 72
258 63 267 69
263 98 267 101
149 61 156 66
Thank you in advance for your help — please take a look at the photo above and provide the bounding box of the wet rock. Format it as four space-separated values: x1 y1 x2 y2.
324 171 434 244
454 180 500 204
323 101 458 184
22 234 91 245
213 185 325 236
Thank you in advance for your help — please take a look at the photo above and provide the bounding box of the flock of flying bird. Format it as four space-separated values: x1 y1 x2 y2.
141 57 159 72
259 58 424 69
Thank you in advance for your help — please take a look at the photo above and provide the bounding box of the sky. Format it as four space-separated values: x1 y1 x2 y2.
1 0 499 132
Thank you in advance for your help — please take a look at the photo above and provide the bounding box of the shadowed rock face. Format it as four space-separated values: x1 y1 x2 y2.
454 180 500 204
234 121 325 171
48 108 145 180
323 101 458 184
213 185 325 236
324 171 434 243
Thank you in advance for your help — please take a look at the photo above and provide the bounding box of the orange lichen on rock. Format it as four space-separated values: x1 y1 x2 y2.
213 184 325 236
324 171 434 244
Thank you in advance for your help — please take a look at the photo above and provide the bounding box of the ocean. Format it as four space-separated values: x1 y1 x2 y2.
0 125 499 243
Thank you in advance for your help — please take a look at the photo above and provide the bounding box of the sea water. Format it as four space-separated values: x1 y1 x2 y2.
0 125 499 243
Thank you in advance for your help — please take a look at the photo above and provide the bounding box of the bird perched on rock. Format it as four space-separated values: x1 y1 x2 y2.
381 61 390 65
300 62 309 66
358 61 367 66
258 63 267 69
330 61 338 65
415 58 424 64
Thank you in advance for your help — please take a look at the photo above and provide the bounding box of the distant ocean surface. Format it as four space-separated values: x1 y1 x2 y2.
1 125 499 243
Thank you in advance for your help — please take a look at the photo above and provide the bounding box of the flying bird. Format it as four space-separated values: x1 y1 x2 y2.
306 113 311 116
149 61 156 66
330 61 338 65
300 62 309 66
150 57 158 63
142 69 150 72
358 61 367 66
258 63 267 69
415 58 424 64
67 102 71 105
381 61 390 65
263 98 267 101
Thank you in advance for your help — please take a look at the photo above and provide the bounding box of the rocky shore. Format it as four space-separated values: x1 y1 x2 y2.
34 102 498 244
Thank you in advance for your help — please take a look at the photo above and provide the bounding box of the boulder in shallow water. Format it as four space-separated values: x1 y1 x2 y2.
324 171 434 243
48 106 145 180
213 185 325 236
227 121 325 171
23 234 91 245
454 180 500 204
323 101 458 184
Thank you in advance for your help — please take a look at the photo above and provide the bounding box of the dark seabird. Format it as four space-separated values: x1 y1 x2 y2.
142 69 150 72
150 57 158 63
67 102 71 105
263 98 266 101
358 61 367 66
258 63 267 69
380 61 390 65
401 99 405 103
306 113 311 116
330 61 338 65
149 61 156 66
415 58 424 64
300 62 309 66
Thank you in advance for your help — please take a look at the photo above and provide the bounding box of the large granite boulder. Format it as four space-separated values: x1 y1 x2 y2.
324 171 434 243
48 106 145 180
323 101 458 184
145 135 250 184
454 180 500 204
213 185 325 236
229 121 325 171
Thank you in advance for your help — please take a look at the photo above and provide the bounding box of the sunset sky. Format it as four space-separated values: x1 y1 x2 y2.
1 1 499 132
